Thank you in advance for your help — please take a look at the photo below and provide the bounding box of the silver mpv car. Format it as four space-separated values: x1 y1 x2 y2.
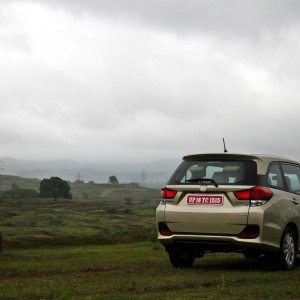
156 153 300 269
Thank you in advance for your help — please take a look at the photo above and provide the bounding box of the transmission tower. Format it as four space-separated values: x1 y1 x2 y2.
141 169 146 187
75 170 85 183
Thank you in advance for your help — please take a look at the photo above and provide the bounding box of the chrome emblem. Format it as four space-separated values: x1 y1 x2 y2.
200 185 207 192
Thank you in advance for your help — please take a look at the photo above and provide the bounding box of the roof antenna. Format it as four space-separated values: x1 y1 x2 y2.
223 138 228 153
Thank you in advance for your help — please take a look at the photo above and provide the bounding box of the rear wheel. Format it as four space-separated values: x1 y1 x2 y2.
168 247 195 268
279 228 297 270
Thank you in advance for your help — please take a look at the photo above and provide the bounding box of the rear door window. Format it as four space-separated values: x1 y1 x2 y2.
168 160 257 185
281 164 300 194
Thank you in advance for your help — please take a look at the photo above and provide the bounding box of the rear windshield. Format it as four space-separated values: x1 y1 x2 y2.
168 160 257 185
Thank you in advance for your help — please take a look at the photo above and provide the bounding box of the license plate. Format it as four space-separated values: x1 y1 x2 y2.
186 194 224 205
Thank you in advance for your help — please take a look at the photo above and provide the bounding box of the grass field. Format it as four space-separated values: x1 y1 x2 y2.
0 175 159 248
2 242 300 299
2 175 300 299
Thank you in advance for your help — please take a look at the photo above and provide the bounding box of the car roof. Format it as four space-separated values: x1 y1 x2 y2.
183 153 300 174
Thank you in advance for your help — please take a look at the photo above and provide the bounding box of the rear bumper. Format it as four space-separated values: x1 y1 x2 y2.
158 233 279 252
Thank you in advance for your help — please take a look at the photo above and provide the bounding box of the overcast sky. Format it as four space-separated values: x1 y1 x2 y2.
0 0 300 164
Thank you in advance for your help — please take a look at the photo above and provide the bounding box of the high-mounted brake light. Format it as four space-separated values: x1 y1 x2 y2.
234 186 273 201
160 187 177 199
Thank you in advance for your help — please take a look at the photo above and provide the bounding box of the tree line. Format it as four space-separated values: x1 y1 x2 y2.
1 174 120 200
1 177 72 200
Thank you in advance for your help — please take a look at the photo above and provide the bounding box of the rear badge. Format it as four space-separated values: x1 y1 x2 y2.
187 195 224 206
199 185 207 192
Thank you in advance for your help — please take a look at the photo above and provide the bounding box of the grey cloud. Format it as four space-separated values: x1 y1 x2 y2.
34 0 300 40
0 0 300 165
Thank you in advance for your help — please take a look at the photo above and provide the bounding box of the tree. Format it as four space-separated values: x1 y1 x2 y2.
109 175 119 184
40 176 72 200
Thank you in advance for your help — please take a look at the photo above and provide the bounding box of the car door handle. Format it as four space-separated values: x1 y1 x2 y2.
292 198 299 205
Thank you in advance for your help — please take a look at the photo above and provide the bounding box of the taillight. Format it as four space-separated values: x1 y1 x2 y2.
160 187 177 199
234 186 273 201
158 222 172 236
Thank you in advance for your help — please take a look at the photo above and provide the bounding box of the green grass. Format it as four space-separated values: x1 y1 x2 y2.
1 242 300 299
1 175 300 298
0 175 159 248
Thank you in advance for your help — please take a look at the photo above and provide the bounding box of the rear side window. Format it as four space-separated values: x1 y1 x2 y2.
168 160 257 185
266 163 284 189
281 164 300 194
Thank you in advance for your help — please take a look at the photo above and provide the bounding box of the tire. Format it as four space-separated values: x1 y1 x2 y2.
168 247 195 268
278 227 297 270
243 249 262 259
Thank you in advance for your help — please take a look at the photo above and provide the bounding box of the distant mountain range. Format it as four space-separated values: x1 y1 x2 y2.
0 157 180 188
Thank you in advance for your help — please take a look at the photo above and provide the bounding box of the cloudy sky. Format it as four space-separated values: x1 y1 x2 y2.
0 0 300 164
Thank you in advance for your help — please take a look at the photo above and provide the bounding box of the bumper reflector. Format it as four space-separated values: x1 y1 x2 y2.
158 222 172 236
238 225 260 239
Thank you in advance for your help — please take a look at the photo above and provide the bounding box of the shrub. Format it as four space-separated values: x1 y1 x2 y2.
2 182 39 199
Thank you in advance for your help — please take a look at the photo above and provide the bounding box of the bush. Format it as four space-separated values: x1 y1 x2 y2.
2 183 39 199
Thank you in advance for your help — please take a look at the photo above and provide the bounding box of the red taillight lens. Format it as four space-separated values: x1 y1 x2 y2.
160 187 177 199
234 186 273 200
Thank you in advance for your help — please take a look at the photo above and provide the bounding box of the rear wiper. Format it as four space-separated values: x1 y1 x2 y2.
185 178 218 187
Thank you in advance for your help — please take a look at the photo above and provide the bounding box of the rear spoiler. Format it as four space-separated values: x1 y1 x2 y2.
183 153 254 161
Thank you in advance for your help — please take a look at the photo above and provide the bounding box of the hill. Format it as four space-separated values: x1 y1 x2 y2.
0 174 40 191
0 157 178 187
